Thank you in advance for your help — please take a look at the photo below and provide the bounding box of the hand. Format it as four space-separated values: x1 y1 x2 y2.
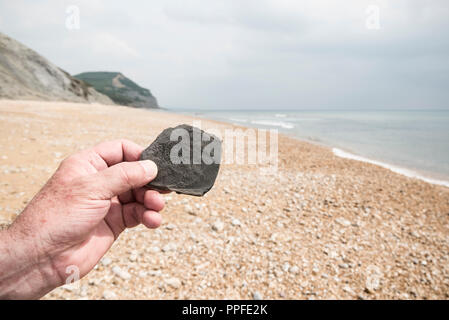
0 140 165 299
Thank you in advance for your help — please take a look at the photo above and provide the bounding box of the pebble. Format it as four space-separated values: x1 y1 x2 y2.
147 246 160 253
62 283 78 292
162 243 177 252
129 252 138 262
149 270 162 276
335 218 351 227
231 218 241 227
211 220 224 232
79 285 88 297
100 257 112 266
112 266 131 280
185 204 196 216
289 266 300 274
165 277 182 289
138 271 148 278
102 290 117 300
165 223 176 230
252 291 262 300
365 279 380 293
409 231 420 238
343 286 355 295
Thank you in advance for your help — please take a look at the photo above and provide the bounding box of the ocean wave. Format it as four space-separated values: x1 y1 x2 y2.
228 118 248 123
288 117 323 122
332 148 449 188
251 120 295 129
275 113 287 118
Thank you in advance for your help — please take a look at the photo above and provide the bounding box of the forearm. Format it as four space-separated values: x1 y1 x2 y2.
0 226 60 299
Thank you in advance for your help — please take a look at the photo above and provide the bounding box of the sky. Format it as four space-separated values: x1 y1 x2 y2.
0 0 448 110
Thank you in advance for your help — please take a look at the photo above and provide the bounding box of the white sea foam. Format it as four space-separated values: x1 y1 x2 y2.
332 148 449 188
275 113 287 118
228 118 248 123
289 117 323 122
251 120 295 129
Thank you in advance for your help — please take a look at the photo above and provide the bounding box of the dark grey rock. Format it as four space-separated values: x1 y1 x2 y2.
140 124 221 196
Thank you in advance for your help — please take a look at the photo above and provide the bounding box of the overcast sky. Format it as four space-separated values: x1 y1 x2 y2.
0 0 448 109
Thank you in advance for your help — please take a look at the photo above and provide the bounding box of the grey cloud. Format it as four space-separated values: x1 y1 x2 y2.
0 0 448 109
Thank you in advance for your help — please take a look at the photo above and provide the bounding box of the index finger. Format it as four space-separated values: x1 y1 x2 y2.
92 139 144 166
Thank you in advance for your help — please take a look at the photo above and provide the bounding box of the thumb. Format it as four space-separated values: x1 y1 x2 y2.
87 160 158 199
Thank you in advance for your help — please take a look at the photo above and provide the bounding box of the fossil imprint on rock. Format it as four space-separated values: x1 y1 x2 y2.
140 124 222 196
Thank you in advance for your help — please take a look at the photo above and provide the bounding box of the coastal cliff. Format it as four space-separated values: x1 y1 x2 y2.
0 32 113 104
74 72 159 109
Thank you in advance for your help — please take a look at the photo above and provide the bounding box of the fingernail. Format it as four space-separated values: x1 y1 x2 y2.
140 160 158 179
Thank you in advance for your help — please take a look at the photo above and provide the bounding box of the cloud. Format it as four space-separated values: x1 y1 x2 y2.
0 0 448 109
91 32 141 59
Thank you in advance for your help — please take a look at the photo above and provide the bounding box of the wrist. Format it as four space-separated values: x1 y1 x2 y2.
0 225 61 299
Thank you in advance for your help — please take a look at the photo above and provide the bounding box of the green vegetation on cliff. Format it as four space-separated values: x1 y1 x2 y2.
74 72 159 108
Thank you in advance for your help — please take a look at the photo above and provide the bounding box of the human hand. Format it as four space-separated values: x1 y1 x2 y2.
0 140 165 299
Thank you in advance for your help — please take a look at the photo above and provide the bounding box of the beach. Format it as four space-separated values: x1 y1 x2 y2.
1 99 448 299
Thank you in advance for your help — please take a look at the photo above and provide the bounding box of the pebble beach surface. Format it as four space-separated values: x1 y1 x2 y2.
0 100 448 299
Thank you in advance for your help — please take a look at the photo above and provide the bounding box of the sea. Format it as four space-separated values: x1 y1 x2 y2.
172 109 449 187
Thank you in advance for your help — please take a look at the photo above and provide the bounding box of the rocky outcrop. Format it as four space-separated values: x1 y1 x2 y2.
0 32 113 104
74 72 159 108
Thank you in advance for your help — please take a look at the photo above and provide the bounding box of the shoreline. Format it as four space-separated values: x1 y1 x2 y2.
1 99 449 300
332 147 449 188
180 109 449 189
3 98 448 189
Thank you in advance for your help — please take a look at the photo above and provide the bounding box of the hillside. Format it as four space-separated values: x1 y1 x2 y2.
74 72 159 109
0 32 113 104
